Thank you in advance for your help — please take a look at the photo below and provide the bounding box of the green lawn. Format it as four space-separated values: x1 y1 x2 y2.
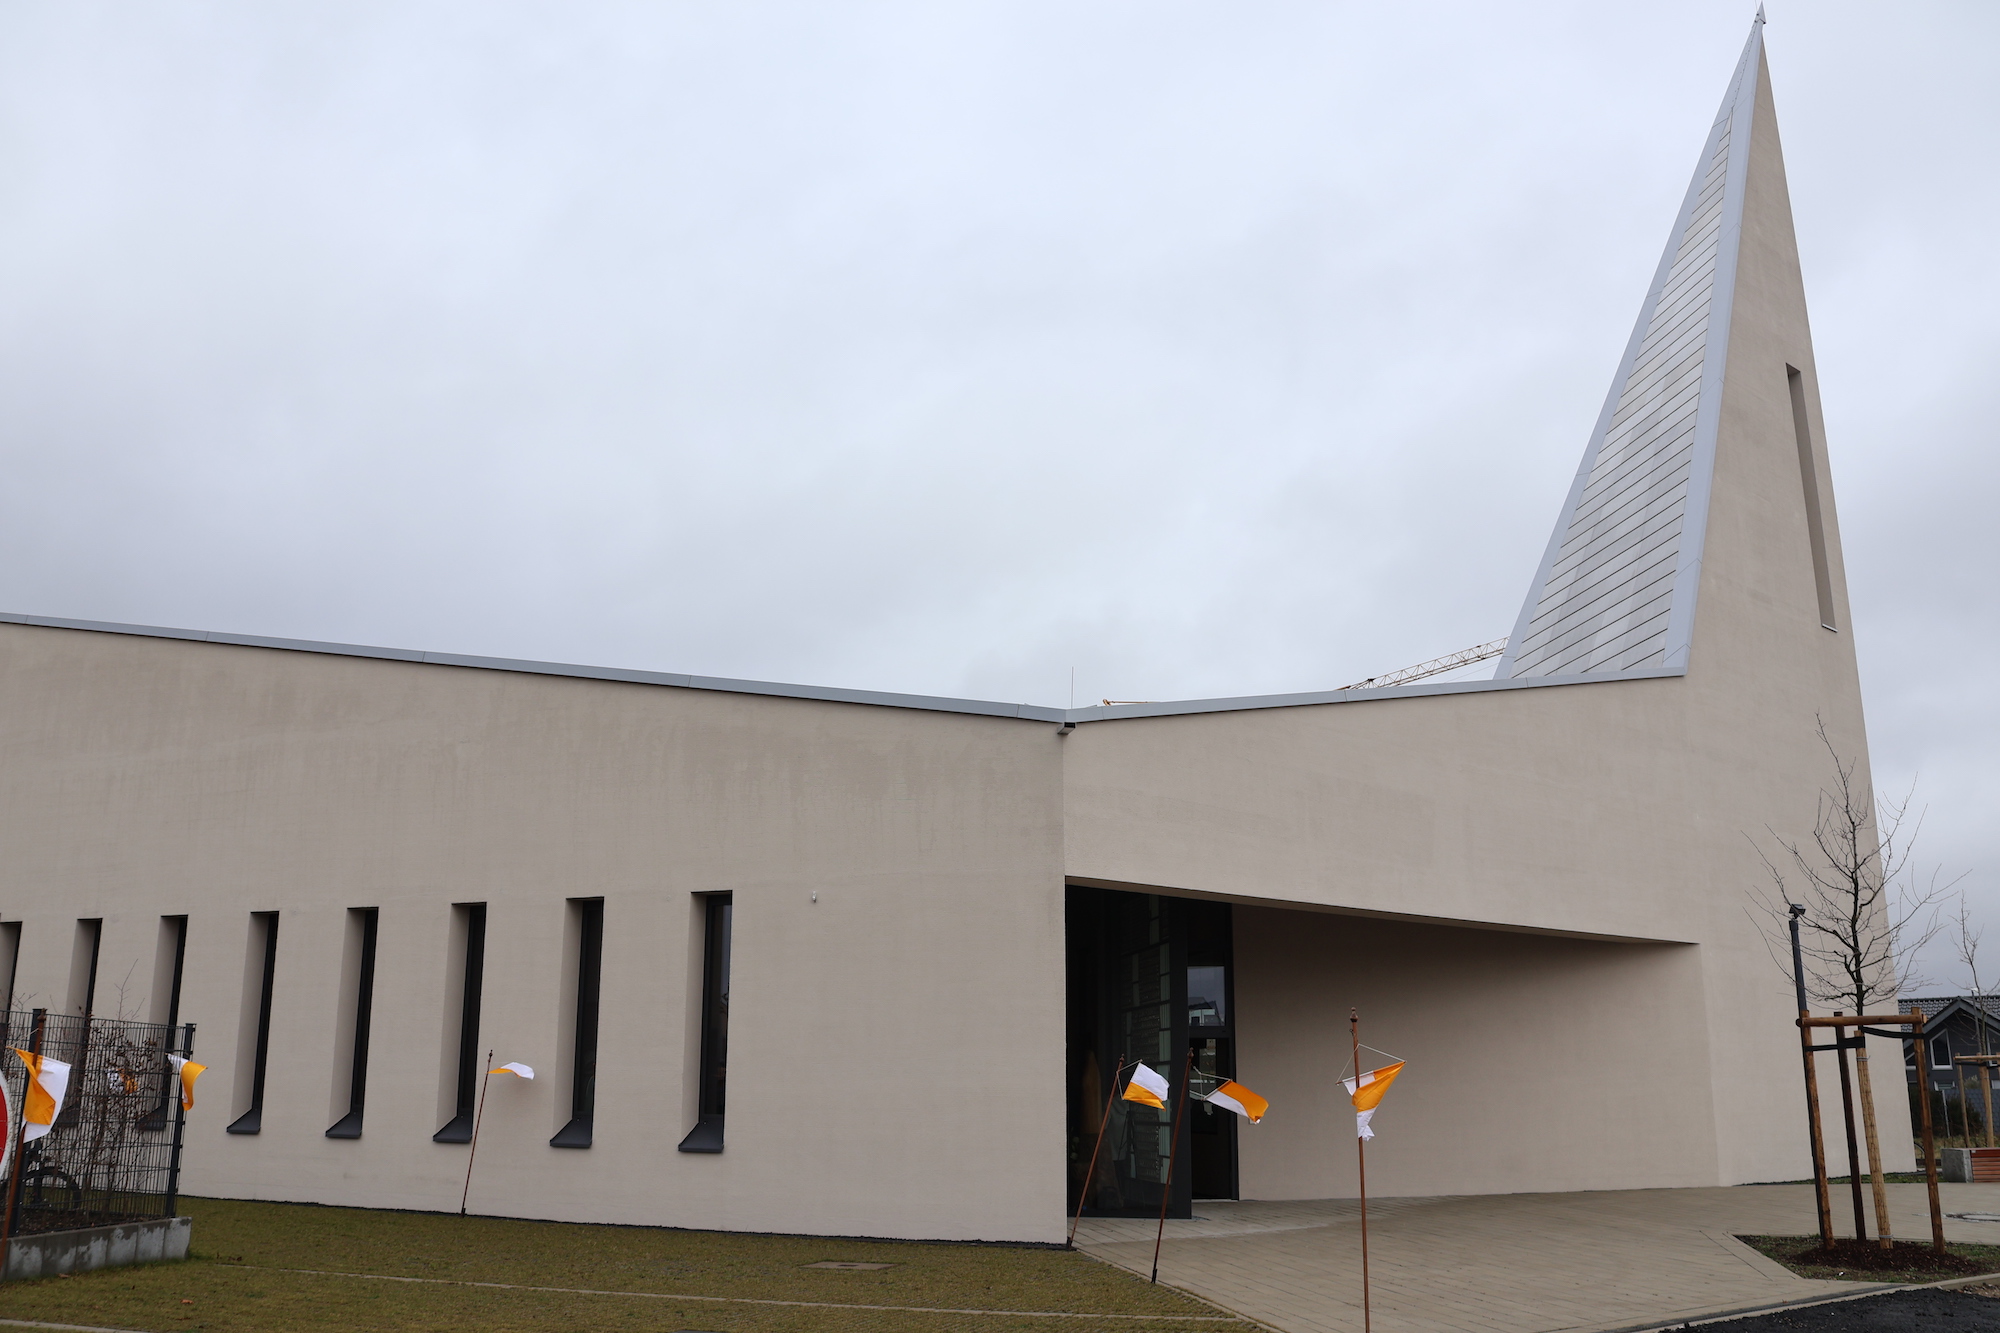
0 1198 1246 1332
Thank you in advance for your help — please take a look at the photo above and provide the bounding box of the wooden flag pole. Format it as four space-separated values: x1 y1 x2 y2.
1351 1009 1371 1333
1149 1045 1196 1285
460 1048 495 1216
1069 1053 1127 1249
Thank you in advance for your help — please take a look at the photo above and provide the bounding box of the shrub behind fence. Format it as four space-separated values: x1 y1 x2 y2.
1 1010 194 1237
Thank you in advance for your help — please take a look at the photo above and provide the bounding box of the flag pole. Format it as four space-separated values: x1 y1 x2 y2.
1351 1008 1370 1333
1149 1045 1196 1284
1069 1053 1127 1249
460 1048 494 1216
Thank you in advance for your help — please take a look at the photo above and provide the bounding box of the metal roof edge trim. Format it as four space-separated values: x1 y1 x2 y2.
1061 666 1686 721
0 611 1684 724
0 612 1065 721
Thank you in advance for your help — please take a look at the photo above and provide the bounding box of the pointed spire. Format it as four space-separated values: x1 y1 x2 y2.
1497 20 1764 678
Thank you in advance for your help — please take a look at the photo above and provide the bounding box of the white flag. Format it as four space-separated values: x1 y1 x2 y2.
1122 1062 1171 1109
12 1049 72 1143
1341 1062 1406 1141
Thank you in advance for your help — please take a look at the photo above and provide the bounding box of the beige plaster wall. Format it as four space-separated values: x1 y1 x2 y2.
1058 47 1903 1190
0 625 1069 1241
1684 48 1911 1177
0 44 1903 1240
1231 906 1717 1200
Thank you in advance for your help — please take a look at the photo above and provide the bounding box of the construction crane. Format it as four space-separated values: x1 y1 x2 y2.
1093 636 1509 707
1336 637 1508 691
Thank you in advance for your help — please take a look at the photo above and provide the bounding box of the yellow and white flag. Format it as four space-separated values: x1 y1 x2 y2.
168 1055 208 1111
11 1048 73 1143
1121 1062 1170 1110
1342 1061 1405 1141
490 1062 535 1080
1204 1080 1269 1124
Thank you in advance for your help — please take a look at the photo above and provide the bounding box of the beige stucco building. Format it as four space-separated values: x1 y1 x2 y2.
0 17 1910 1244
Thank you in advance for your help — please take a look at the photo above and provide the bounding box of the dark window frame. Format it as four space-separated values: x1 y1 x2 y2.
227 912 281 1135
141 916 189 1132
434 903 487 1144
551 898 603 1149
326 907 379 1139
54 918 107 1131
74 918 103 1017
679 893 732 1153
0 921 22 1016
161 916 188 1027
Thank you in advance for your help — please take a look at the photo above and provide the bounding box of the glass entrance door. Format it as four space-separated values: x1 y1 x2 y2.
1067 888 1236 1217
1186 906 1237 1201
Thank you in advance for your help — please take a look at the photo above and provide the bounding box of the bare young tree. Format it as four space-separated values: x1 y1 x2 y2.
1751 724 1952 1014
1749 718 1959 1248
1949 894 1995 1147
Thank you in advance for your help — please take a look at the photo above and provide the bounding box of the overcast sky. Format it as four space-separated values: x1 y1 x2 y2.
2 2 1992 981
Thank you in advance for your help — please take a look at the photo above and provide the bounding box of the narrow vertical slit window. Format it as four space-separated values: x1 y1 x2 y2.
434 903 487 1143
143 916 189 1132
326 907 380 1139
0 922 21 1015
228 912 280 1135
69 918 103 1016
679 894 732 1153
1787 365 1838 630
551 898 603 1148
152 917 189 1026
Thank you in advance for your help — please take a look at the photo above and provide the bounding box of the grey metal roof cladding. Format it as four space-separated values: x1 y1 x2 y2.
1496 15 1763 680
0 610 1682 724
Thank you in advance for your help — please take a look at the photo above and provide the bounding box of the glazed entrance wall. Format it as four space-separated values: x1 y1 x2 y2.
1066 887 1238 1221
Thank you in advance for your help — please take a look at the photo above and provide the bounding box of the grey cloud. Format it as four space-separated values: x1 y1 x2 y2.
1 1 1991 970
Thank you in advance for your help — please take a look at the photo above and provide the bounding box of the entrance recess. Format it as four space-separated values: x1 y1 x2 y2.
1066 886 1236 1218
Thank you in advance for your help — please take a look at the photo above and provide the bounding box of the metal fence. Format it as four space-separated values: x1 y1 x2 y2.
1 1010 194 1237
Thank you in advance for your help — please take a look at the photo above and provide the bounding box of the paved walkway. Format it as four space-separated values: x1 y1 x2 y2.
1075 1183 2000 1333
